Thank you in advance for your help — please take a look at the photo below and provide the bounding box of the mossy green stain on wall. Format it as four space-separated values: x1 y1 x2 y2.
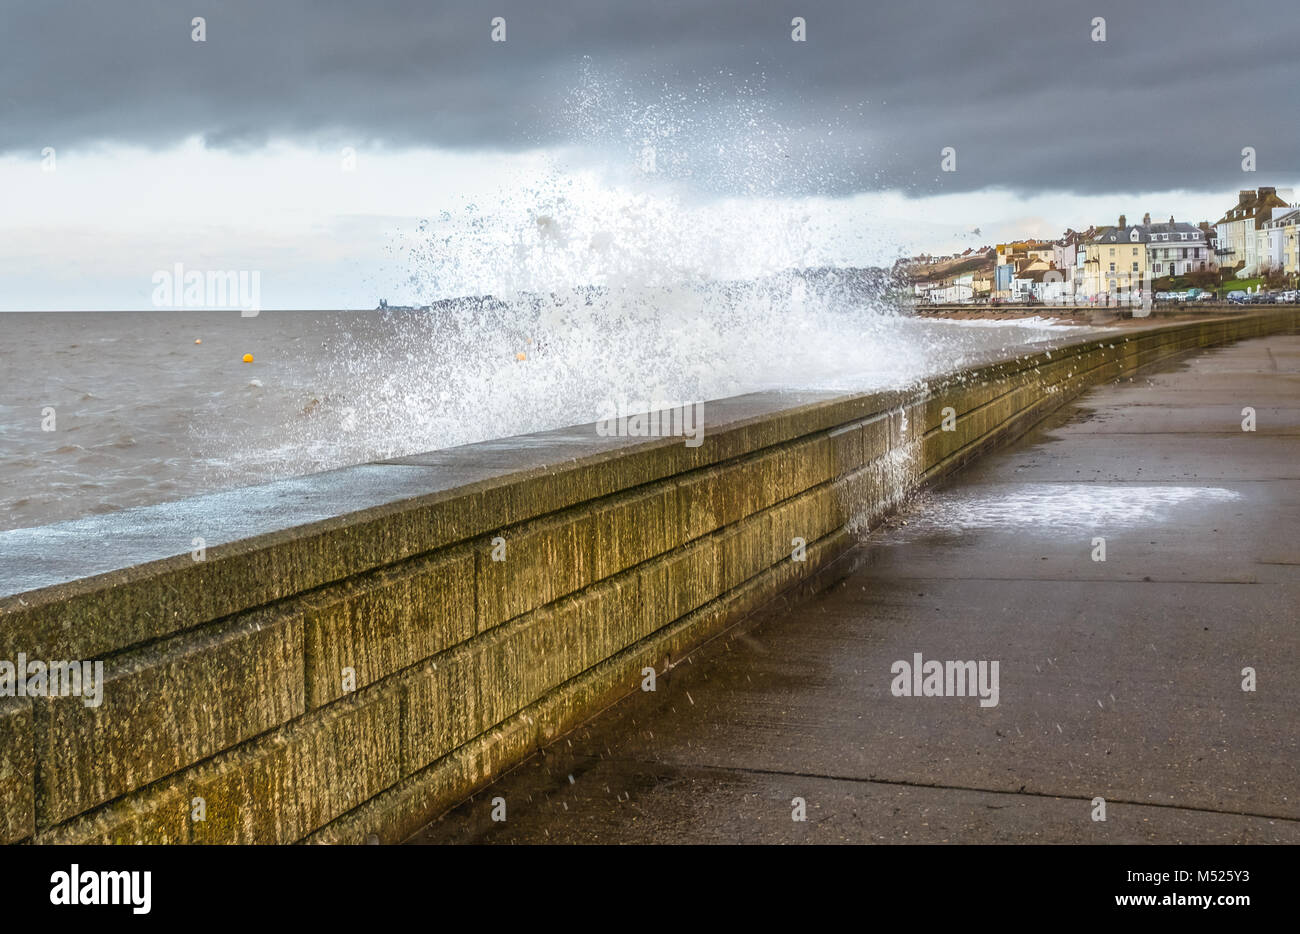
7 310 1295 844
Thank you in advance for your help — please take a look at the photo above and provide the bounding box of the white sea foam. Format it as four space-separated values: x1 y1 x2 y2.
194 69 1097 486
0 69 1100 530
934 315 1102 331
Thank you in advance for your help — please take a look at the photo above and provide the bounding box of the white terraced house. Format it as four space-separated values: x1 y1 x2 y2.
1213 187 1296 275
1140 213 1212 277
1260 208 1300 276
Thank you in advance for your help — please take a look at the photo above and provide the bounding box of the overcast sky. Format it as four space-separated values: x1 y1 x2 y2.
2 0 1297 308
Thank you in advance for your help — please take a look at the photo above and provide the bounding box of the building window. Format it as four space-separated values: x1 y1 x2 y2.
1154 264 1162 273
1132 262 1139 272
1109 248 1115 256
1109 263 1116 272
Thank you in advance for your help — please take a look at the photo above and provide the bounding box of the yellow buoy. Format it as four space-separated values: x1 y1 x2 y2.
242 353 254 363
515 351 526 361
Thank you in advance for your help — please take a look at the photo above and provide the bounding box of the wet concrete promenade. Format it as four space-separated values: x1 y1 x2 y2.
411 334 1300 844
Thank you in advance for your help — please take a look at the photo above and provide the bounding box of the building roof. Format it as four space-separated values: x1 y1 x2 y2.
1215 188 1292 226
1012 268 1055 282
1263 208 1300 229
1055 229 1090 245
1143 221 1204 240
996 239 1055 253
1089 225 1148 244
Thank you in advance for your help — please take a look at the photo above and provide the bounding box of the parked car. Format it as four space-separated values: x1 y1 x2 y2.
1226 290 1247 303
1156 291 1171 300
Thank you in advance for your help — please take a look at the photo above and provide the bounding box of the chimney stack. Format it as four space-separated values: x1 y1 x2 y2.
1142 212 1151 226
1169 215 1175 224
1239 190 1253 205
1119 214 1127 228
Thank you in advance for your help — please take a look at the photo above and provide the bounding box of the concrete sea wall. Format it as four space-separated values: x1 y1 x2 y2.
1 310 1295 844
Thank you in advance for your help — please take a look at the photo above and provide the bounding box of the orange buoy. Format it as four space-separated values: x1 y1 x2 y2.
194 338 202 344
242 353 254 363
515 351 526 361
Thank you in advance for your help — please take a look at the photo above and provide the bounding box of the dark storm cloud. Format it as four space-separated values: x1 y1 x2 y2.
3 0 1296 196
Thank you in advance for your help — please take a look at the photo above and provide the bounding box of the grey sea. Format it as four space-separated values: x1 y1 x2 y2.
0 307 1098 532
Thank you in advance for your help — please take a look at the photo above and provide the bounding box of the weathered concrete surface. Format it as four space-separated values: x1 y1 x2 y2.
6 312 1294 844
411 335 1300 844
0 699 32 842
35 607 305 826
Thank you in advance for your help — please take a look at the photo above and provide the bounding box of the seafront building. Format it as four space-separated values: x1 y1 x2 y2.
1142 214 1211 277
909 184 1299 303
993 240 1057 301
1260 208 1300 275
1075 217 1148 301
1213 187 1296 274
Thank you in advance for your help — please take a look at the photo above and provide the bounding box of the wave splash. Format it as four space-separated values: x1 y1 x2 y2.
193 69 1052 485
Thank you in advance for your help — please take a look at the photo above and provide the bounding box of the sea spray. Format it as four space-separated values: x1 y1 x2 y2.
187 69 1086 490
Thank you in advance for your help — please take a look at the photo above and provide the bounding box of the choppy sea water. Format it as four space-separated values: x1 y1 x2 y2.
0 302 1098 532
